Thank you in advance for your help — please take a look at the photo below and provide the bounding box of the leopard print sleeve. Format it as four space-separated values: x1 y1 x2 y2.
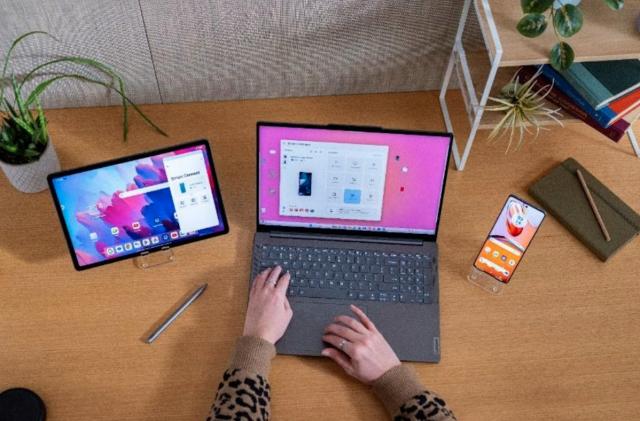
208 368 272 420
394 391 456 421
207 336 276 421
372 365 456 421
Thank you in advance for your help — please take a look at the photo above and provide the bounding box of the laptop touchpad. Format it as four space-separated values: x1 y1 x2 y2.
276 301 367 355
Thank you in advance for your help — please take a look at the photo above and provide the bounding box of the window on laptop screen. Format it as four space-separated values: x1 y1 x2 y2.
258 124 451 236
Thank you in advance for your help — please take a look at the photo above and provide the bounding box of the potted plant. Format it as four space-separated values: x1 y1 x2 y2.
0 31 167 193
517 0 624 70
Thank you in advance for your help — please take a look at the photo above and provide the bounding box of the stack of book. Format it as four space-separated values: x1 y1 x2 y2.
517 59 640 142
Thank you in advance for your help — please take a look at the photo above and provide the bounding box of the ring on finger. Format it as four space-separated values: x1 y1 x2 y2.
338 339 347 351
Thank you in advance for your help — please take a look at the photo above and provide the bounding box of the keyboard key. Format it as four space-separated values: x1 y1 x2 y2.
384 275 398 283
299 288 347 300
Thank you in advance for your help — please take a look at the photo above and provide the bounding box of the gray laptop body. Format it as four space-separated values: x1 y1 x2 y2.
250 232 441 362
251 122 451 363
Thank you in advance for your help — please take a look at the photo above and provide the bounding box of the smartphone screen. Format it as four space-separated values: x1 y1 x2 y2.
298 171 312 196
473 195 545 283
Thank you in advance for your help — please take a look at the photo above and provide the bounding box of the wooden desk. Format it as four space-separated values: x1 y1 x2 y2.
1 91 639 420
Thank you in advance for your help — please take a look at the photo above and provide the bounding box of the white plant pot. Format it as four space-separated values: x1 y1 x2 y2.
0 139 61 193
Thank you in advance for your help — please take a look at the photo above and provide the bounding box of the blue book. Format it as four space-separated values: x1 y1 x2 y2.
540 65 617 128
560 63 611 110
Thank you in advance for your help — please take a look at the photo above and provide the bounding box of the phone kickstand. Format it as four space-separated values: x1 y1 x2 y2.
467 266 505 295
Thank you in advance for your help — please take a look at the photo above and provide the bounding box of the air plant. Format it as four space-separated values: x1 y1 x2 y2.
0 31 167 165
485 67 563 153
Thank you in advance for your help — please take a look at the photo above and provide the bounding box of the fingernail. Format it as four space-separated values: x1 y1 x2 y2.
321 349 329 356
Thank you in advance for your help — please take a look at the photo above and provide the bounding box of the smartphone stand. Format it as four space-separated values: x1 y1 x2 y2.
135 246 175 269
467 266 506 295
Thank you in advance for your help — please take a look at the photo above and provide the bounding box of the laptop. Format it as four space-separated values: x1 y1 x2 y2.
251 122 452 362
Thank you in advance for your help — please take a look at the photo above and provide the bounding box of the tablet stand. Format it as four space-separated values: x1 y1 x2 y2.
467 266 505 295
135 246 175 269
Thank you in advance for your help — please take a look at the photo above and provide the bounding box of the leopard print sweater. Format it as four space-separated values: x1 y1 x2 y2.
208 368 271 421
208 336 456 421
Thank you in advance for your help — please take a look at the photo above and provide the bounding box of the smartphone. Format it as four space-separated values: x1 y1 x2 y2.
298 171 312 196
473 195 545 283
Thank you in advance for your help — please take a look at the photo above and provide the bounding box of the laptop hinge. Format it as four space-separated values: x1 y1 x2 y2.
269 231 424 246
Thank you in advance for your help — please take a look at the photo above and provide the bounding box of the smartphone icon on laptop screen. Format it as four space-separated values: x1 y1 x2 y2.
298 172 312 196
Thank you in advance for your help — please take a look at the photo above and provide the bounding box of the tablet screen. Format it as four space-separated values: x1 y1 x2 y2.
48 140 228 270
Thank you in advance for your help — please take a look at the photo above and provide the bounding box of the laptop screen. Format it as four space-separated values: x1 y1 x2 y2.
257 123 451 237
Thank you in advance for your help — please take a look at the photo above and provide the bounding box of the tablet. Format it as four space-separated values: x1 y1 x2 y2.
48 140 229 270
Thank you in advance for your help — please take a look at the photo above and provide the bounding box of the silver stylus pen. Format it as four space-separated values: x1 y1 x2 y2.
145 283 208 344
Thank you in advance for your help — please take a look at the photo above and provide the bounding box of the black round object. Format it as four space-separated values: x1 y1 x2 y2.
0 388 46 421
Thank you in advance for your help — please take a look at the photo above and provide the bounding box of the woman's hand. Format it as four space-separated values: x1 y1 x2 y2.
322 304 401 384
243 266 293 344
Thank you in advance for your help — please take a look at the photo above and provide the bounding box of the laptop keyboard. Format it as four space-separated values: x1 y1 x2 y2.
254 244 435 304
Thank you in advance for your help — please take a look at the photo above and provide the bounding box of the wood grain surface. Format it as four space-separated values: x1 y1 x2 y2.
1 91 639 420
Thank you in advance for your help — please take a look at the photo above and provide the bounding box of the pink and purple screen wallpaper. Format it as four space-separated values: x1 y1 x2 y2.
258 125 451 234
51 144 226 267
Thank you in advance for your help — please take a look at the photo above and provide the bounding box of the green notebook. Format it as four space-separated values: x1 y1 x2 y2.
561 59 640 110
529 158 640 261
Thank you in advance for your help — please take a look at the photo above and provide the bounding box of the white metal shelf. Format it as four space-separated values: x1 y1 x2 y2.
439 0 640 171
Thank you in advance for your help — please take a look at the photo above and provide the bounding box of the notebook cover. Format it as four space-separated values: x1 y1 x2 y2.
529 158 640 261
609 87 640 118
541 65 618 128
582 60 640 109
561 63 611 110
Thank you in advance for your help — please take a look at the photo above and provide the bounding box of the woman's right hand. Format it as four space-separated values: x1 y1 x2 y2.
321 304 401 384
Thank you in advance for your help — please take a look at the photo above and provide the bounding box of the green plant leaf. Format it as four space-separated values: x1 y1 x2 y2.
550 41 575 70
2 31 53 79
19 56 122 91
1 31 55 105
10 114 35 136
553 4 583 37
11 77 29 118
603 0 624 10
35 100 48 143
24 75 68 106
521 0 553 13
517 14 548 38
16 56 139 140
23 72 167 139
